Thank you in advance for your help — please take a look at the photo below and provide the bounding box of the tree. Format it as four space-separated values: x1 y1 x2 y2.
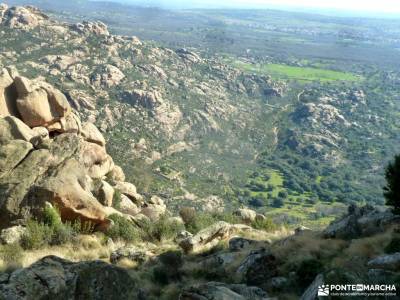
384 155 400 214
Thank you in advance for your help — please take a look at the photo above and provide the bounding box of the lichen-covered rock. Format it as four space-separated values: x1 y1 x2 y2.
0 225 26 245
0 255 138 300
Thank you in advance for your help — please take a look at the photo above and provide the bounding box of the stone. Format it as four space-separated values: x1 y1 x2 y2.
0 255 138 299
0 116 34 143
114 181 143 204
107 165 125 183
14 76 71 128
236 249 278 287
323 205 400 239
0 68 18 118
0 225 26 245
71 21 109 36
32 158 111 231
97 181 114 207
81 122 106 146
229 237 265 252
140 196 166 220
0 140 33 178
110 246 153 265
118 194 140 216
367 253 400 271
234 208 257 224
295 226 312 235
179 221 253 254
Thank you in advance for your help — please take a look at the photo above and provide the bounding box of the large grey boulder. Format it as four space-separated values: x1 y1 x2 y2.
237 249 278 287
0 255 138 300
367 253 400 271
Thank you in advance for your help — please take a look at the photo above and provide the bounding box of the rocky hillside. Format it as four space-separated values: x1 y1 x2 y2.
0 4 312 215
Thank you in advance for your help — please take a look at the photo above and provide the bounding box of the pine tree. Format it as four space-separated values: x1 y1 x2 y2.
384 155 400 214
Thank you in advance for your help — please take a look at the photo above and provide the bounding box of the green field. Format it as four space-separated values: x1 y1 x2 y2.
230 60 362 82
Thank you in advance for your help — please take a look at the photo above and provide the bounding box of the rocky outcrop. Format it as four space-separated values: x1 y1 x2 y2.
293 103 350 128
71 21 109 36
323 205 400 239
176 48 202 63
0 255 138 300
367 253 400 271
179 221 254 254
91 65 124 88
237 249 278 287
0 70 148 230
110 246 154 265
0 5 48 30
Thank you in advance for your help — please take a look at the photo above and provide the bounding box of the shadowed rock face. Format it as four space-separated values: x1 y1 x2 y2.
0 255 138 300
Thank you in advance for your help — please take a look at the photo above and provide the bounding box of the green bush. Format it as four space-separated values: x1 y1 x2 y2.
251 218 278 232
106 214 139 242
213 212 242 224
384 154 400 214
21 220 53 250
184 213 216 234
140 215 184 242
51 222 78 245
296 259 324 288
42 205 62 228
152 265 170 285
113 190 122 210
385 236 400 254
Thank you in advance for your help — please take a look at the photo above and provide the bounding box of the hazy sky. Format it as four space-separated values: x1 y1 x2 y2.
117 0 400 14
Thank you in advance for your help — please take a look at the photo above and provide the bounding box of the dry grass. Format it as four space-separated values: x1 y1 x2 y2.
0 235 124 269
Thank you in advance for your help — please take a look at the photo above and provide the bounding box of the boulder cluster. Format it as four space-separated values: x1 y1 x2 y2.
0 68 166 230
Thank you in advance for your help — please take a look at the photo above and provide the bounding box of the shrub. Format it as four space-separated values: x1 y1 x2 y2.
113 190 122 210
296 259 324 288
51 222 78 245
251 218 278 232
385 236 400 254
158 251 183 281
21 220 53 250
42 205 62 228
271 198 284 208
140 215 184 242
213 212 242 224
278 190 288 198
179 207 197 225
184 213 216 234
106 214 139 242
152 265 170 285
384 154 400 214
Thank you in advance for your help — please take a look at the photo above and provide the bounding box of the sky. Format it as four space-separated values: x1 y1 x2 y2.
114 0 400 15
